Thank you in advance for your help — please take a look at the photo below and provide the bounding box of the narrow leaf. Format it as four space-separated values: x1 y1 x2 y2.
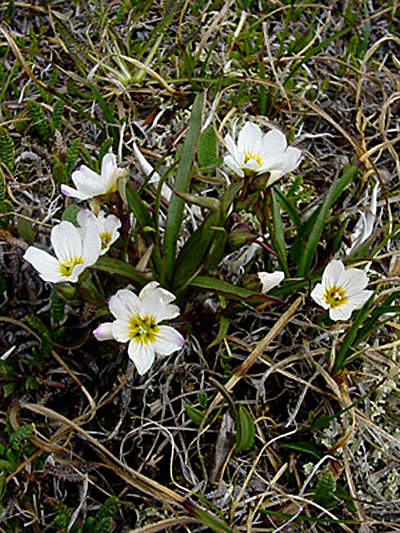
163 93 203 285
92 256 150 284
235 406 255 452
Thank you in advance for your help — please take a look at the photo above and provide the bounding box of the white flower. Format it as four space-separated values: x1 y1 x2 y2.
94 282 184 375
311 260 373 321
224 122 302 184
23 221 101 283
258 271 285 293
61 153 125 201
345 184 379 256
77 209 121 255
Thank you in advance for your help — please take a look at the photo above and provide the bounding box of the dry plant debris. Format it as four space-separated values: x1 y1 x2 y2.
0 1 400 532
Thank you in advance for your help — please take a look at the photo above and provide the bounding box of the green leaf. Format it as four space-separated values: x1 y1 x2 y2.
9 424 33 449
91 256 150 284
0 127 14 172
163 93 203 285
235 406 255 452
198 125 218 168
185 405 206 426
189 276 254 300
280 439 324 459
27 100 50 141
208 315 229 348
50 99 64 132
61 203 81 226
63 138 81 182
331 291 376 375
125 182 162 274
313 471 338 509
270 187 289 276
297 164 359 276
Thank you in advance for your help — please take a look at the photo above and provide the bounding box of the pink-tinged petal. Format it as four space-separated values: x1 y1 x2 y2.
238 122 262 154
310 283 329 310
94 322 115 341
153 325 184 355
111 319 131 342
81 222 101 267
109 289 140 321
51 222 82 263
224 154 244 176
127 340 155 375
258 271 285 293
70 168 107 199
101 153 116 177
60 184 90 201
23 247 64 283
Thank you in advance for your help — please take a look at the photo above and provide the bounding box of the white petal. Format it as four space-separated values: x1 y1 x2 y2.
93 322 115 341
258 271 285 293
109 289 140 321
101 152 116 178
77 209 96 227
238 122 262 154
224 133 238 158
260 129 287 160
139 282 180 321
51 221 82 262
153 325 184 355
310 282 330 310
23 247 64 283
224 154 244 176
280 146 302 173
128 340 155 375
71 167 107 198
347 289 373 310
243 158 261 171
112 319 131 342
322 260 345 288
339 268 369 294
330 302 355 321
60 184 90 201
81 222 101 266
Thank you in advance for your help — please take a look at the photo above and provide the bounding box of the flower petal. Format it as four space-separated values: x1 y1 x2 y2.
112 319 131 342
310 282 330 310
60 184 91 201
258 271 285 293
23 247 64 283
224 154 244 176
322 260 345 288
51 221 82 262
154 325 184 355
109 289 140 321
93 322 115 341
237 122 262 154
128 340 155 375
81 222 102 267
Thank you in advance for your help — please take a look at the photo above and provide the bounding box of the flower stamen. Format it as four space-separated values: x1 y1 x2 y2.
323 286 347 309
129 314 160 345
59 256 84 277
244 152 262 168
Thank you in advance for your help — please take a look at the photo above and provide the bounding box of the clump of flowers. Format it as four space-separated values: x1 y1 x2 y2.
77 209 121 255
94 282 184 375
23 221 101 283
224 121 302 184
61 152 125 201
311 259 373 321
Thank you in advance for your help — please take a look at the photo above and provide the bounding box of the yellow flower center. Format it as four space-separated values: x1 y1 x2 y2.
59 256 84 277
244 152 262 168
323 286 348 308
100 231 112 250
129 314 159 345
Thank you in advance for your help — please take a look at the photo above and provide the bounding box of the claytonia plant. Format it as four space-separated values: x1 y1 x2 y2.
77 209 121 255
94 282 184 375
311 259 373 321
224 122 302 185
23 221 101 283
61 152 125 201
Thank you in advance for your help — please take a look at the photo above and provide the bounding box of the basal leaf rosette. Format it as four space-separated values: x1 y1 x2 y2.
94 282 184 375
